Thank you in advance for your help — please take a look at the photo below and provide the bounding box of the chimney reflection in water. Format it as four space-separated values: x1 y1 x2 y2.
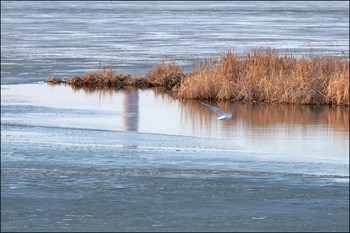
122 89 139 132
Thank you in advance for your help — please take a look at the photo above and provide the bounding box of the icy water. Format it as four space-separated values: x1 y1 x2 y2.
1 1 349 84
1 1 349 232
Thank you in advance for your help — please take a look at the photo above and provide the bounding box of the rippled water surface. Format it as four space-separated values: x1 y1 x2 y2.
1 1 349 232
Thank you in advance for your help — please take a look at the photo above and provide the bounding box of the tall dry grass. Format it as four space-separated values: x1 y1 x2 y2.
45 49 349 106
176 49 349 106
142 60 184 90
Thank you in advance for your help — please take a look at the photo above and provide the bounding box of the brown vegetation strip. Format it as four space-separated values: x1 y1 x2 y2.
45 49 349 106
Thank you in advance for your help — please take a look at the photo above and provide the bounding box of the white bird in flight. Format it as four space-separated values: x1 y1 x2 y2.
199 94 248 120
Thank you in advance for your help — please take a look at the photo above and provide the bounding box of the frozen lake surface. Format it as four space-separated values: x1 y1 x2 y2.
1 1 349 232
1 1 349 84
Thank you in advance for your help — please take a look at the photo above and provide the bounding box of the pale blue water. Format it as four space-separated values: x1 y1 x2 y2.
1 1 349 232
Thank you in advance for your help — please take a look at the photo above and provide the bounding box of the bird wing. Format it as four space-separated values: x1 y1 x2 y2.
228 94 248 114
199 102 226 116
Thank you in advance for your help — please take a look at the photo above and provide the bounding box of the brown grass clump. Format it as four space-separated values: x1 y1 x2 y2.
45 49 349 106
65 67 133 88
45 76 64 84
143 60 185 90
45 67 133 88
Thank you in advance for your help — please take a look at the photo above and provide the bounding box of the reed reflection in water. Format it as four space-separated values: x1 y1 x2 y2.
47 84 348 159
63 85 348 139
180 99 349 132
180 99 349 159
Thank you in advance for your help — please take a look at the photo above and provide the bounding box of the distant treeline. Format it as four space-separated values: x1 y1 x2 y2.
46 48 349 106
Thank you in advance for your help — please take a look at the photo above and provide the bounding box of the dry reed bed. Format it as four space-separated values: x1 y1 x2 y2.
45 49 349 106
